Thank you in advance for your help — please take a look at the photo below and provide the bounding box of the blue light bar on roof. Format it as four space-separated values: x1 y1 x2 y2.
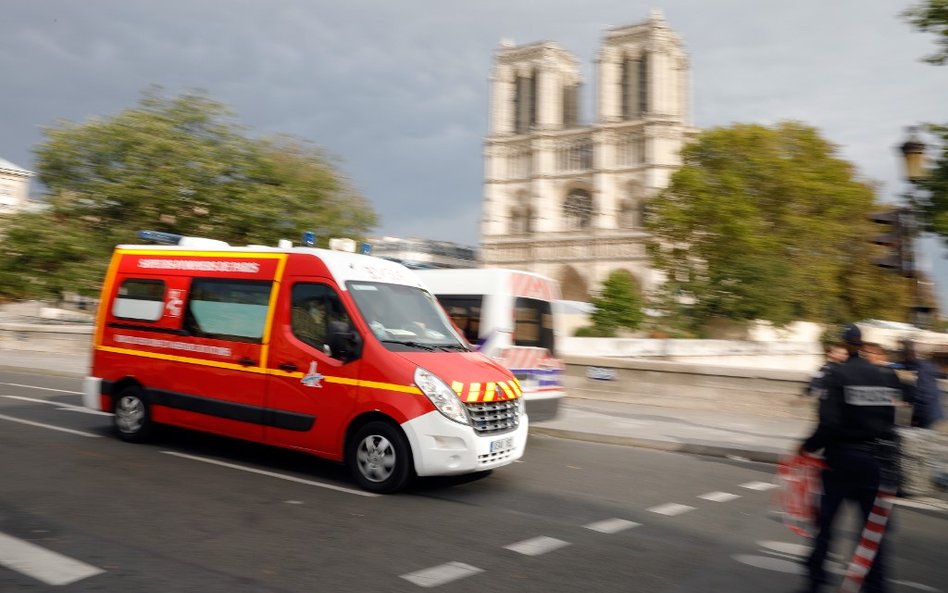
138 230 184 245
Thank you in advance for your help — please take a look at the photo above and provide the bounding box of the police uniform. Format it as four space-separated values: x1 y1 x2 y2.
800 326 903 593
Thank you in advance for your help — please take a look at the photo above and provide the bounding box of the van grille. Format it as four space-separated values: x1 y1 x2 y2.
466 399 520 435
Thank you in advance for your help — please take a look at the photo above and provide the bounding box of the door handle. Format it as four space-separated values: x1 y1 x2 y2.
279 362 299 372
237 357 257 367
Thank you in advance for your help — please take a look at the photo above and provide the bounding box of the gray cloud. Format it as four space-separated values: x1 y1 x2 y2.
4 0 948 306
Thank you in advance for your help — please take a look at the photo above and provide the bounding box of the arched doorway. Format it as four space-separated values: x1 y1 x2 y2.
558 265 589 302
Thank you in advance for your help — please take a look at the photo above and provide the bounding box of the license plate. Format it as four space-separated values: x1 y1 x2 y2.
490 436 514 453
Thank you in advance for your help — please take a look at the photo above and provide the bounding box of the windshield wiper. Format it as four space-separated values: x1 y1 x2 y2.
380 339 437 352
435 344 471 352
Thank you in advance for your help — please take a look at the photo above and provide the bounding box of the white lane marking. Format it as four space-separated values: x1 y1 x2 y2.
699 491 741 502
0 532 104 586
889 579 942 592
0 383 82 395
0 413 101 438
732 553 804 575
740 481 778 491
647 503 695 516
161 451 378 497
1 395 111 416
584 518 640 534
759 541 809 558
504 536 570 556
401 562 484 588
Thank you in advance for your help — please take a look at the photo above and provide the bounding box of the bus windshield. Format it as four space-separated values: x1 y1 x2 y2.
347 281 469 352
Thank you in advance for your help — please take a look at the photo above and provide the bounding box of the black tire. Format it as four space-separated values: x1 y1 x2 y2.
112 386 154 443
347 420 413 494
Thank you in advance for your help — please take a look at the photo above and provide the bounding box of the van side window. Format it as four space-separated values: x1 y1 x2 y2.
185 279 272 343
291 283 353 356
113 279 166 322
435 295 482 344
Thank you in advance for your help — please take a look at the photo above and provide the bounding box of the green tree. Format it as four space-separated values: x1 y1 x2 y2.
587 269 644 336
914 124 948 234
901 4 948 250
645 122 911 331
903 0 948 65
0 89 376 299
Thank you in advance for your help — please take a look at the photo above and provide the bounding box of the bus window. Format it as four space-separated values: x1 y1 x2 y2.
513 297 555 355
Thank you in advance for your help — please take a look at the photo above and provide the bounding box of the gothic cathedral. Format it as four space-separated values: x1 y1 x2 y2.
480 10 696 301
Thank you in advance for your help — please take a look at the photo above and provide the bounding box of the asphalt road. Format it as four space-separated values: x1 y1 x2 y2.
1 369 945 593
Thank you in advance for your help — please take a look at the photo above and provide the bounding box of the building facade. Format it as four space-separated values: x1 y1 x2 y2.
480 10 696 301
0 158 32 215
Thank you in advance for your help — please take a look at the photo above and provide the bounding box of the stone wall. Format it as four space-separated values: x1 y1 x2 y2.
564 355 815 420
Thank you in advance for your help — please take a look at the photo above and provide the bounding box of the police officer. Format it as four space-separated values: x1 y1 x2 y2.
803 342 848 398
799 324 903 593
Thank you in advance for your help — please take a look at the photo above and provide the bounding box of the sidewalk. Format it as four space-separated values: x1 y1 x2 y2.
0 348 91 378
2 346 946 509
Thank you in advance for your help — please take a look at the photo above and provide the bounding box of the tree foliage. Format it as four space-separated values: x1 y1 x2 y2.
645 122 911 331
588 269 645 336
903 0 948 65
899 3 948 247
908 126 948 245
0 89 376 299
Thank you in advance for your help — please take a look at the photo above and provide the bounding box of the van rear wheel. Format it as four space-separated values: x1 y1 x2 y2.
347 421 413 494
113 386 154 443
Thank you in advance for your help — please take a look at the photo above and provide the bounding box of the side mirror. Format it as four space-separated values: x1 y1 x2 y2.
328 320 362 362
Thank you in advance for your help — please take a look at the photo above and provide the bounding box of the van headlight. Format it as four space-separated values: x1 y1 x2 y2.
414 367 470 425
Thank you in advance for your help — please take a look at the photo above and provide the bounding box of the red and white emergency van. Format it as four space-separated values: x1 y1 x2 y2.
83 236 527 493
415 269 565 421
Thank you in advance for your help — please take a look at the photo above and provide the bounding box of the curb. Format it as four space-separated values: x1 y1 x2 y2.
529 425 783 464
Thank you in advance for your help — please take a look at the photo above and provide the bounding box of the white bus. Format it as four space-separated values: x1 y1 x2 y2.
416 268 565 421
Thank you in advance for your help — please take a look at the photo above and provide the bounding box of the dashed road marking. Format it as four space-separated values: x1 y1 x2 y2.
504 536 570 556
699 491 741 502
584 518 640 534
0 413 101 438
400 562 484 588
647 503 695 516
740 481 778 491
0 532 104 586
161 451 378 497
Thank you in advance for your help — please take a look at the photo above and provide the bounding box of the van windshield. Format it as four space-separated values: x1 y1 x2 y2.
347 281 469 352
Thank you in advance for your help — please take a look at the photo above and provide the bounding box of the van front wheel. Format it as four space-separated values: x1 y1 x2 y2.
347 421 413 493
113 386 154 443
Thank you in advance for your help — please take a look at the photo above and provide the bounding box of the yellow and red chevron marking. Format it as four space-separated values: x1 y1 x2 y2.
451 380 522 403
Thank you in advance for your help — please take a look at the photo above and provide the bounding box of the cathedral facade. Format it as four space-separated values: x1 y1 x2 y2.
479 10 696 301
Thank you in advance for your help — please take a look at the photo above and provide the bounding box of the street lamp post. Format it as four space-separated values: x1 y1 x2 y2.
898 126 930 328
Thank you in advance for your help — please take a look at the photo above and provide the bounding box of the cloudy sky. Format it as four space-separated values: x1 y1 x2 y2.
3 1 948 307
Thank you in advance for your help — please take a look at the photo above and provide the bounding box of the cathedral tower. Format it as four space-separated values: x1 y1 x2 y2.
480 10 695 302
